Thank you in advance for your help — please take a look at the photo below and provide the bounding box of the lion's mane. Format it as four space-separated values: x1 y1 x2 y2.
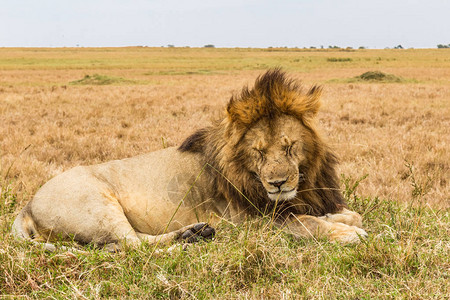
179 69 345 217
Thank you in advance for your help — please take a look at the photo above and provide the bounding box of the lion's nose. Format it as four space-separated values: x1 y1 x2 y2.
268 179 287 188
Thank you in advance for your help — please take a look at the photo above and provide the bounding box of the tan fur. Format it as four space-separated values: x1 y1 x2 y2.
12 69 367 250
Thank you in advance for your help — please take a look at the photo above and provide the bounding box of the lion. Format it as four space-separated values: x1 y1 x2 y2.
12 69 367 251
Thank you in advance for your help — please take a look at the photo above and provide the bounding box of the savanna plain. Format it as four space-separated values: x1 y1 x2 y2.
0 47 449 298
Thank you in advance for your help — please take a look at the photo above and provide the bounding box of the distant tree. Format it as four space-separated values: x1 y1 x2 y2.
358 46 366 49
394 45 404 49
204 44 215 48
437 44 450 48
167 44 175 48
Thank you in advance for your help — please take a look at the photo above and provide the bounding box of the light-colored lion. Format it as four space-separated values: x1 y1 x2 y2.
12 69 367 250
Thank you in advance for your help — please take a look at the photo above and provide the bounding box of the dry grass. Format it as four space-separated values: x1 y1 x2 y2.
1 47 448 208
0 47 449 298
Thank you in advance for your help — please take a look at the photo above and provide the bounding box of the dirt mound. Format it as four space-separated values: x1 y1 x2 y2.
70 74 135 85
356 71 402 82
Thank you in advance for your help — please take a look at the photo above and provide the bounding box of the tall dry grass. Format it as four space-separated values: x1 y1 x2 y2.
1 48 448 209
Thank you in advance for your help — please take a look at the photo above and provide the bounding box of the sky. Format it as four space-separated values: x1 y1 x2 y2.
1 0 449 49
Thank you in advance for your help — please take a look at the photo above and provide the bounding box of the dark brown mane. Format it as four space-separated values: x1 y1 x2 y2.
226 68 322 128
179 69 345 217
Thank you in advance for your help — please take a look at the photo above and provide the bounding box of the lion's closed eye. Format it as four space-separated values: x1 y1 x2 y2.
252 139 266 160
285 142 296 156
256 149 265 159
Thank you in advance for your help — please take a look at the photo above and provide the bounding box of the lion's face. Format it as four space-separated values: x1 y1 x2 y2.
241 114 309 201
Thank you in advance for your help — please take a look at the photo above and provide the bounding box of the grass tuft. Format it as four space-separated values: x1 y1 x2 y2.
69 74 136 85
354 71 403 82
327 57 353 62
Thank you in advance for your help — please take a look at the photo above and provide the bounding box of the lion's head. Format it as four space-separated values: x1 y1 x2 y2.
180 69 345 216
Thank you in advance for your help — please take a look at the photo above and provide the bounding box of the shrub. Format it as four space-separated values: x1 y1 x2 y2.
355 71 402 82
69 74 135 85
327 57 352 62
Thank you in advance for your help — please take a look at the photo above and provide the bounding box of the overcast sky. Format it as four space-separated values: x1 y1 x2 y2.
1 0 449 48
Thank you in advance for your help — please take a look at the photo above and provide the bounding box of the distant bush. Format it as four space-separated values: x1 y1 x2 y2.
355 71 402 82
437 44 450 48
327 57 352 62
69 74 135 85
204 44 215 48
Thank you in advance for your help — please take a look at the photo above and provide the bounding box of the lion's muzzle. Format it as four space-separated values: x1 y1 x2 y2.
264 175 299 201
267 188 297 201
261 163 300 201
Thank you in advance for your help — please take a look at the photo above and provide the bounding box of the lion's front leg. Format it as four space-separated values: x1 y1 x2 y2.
136 223 215 245
281 214 367 243
318 208 364 228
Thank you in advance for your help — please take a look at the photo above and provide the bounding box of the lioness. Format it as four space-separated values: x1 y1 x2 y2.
13 69 367 250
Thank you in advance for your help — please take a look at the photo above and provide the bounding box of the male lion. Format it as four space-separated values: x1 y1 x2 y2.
13 69 367 250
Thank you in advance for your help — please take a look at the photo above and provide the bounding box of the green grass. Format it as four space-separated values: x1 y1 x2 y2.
1 48 449 73
1 175 448 298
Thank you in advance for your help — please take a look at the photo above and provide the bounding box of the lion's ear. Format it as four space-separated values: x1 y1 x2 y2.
275 85 322 121
226 94 264 125
302 85 322 119
226 97 235 121
178 129 207 153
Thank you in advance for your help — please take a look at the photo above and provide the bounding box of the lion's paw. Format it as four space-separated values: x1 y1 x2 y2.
181 223 215 243
319 209 364 228
329 223 368 244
